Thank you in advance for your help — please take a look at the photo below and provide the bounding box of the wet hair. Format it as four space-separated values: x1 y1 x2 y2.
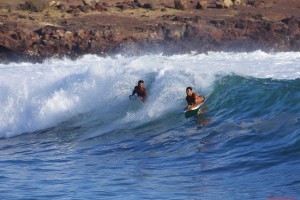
186 87 192 91
138 80 144 84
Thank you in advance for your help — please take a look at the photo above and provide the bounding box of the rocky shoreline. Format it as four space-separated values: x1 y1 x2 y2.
0 0 299 63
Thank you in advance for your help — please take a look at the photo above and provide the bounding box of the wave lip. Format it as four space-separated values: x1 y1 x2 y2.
0 51 300 138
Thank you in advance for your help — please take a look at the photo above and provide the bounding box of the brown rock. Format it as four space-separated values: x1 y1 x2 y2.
82 0 93 6
0 32 22 52
95 3 105 12
67 7 81 16
51 31 60 40
174 0 186 10
233 0 245 6
78 5 90 13
30 32 40 43
76 29 88 39
92 31 103 41
196 0 207 10
216 0 233 9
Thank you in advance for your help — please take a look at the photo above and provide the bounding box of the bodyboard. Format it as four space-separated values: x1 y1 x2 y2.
129 95 140 101
183 101 205 118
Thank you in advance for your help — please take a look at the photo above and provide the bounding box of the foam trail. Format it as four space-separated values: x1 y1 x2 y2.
0 51 300 138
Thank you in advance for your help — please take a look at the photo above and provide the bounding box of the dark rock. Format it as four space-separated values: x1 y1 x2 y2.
246 0 255 6
133 0 142 7
281 16 299 25
210 20 225 26
116 3 127 10
67 7 81 16
56 4 66 11
0 24 15 34
174 0 186 10
216 1 224 8
196 0 207 10
19 2 32 11
235 21 245 29
143 3 155 10
18 15 27 19
116 1 142 10
78 5 90 13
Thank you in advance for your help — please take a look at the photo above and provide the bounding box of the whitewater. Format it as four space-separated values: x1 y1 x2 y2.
0 51 299 199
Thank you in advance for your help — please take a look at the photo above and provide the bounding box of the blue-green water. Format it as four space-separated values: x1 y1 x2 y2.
0 52 299 199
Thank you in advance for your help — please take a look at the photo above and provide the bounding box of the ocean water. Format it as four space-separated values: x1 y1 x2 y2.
0 51 299 199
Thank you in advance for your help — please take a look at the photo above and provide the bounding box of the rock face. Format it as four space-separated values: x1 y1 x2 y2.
174 0 186 10
0 0 299 62
0 12 299 63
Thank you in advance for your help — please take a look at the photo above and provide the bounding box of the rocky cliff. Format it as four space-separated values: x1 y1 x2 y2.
0 0 299 62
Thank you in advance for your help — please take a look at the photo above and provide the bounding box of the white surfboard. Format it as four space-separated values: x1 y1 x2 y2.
183 102 204 113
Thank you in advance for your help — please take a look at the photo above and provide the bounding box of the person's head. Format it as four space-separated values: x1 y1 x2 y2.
138 80 144 88
186 87 192 96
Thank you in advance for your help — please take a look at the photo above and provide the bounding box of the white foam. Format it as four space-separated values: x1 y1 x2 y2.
0 51 300 138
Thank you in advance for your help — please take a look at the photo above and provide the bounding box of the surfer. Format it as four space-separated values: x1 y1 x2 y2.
129 80 147 102
184 87 205 111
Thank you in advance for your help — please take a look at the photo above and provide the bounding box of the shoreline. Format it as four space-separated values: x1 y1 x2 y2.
0 0 299 63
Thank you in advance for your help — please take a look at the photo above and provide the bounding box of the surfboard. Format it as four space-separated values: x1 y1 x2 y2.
129 95 140 101
183 103 202 112
183 100 205 118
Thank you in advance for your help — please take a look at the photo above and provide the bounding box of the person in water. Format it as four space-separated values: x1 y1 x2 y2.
130 80 147 102
185 87 205 110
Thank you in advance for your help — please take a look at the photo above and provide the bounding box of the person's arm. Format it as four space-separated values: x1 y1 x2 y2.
131 87 137 96
184 105 192 111
193 93 200 105
194 94 205 105
186 93 203 110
